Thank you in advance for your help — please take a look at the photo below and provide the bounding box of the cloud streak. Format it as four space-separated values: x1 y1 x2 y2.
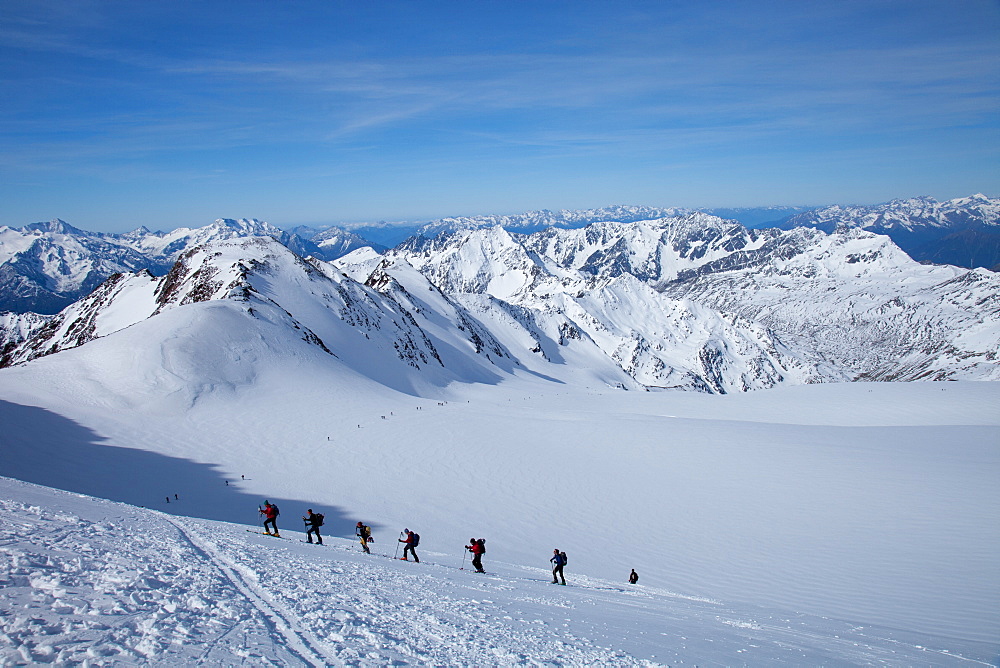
0 0 997 228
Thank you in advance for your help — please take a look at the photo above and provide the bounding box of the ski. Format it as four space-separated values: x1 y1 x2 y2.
246 529 285 538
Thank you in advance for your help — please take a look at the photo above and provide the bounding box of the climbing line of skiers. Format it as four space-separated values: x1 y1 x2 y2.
259 501 640 585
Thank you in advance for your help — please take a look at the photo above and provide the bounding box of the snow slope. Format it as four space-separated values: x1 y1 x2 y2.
0 322 997 665
4 475 996 666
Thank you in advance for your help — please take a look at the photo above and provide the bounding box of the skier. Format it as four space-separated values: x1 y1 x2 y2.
303 509 324 544
356 521 372 553
260 501 280 536
465 538 486 573
550 548 567 585
629 569 639 584
398 529 420 562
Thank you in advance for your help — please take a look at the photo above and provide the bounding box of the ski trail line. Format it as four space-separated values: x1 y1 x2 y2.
164 517 332 667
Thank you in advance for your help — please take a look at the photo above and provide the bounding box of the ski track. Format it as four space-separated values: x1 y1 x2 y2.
196 526 651 666
165 517 331 667
0 496 288 665
0 488 651 666
1 480 996 666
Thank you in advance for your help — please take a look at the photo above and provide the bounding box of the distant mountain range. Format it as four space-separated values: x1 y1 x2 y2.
776 194 1000 270
0 218 378 314
2 204 997 392
2 195 995 315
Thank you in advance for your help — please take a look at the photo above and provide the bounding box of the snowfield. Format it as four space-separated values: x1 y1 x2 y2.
1 471 996 667
0 221 997 664
0 365 998 665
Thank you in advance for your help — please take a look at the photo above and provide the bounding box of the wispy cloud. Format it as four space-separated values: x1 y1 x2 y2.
1 0 997 226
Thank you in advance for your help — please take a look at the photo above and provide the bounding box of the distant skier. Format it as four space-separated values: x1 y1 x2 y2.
260 501 280 536
356 521 372 553
465 538 486 573
550 548 567 585
398 529 420 562
629 569 639 584
303 509 324 544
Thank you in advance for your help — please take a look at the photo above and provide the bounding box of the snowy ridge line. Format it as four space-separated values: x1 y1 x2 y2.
4 213 1000 389
163 516 332 667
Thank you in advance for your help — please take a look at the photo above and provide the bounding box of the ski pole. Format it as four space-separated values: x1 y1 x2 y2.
461 547 467 570
394 531 404 559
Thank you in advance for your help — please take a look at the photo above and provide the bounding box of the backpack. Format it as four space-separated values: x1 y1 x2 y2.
272 504 280 516
411 532 420 547
362 525 371 539
314 513 324 526
479 538 486 554
561 551 567 565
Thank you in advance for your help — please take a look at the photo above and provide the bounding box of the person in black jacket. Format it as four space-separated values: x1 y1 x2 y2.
356 522 372 553
550 548 567 585
629 568 639 584
303 509 323 544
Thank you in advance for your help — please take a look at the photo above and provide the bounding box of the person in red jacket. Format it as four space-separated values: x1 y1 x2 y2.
398 529 420 562
465 538 485 573
259 501 279 536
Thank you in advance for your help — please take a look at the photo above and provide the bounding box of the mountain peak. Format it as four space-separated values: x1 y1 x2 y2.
213 218 279 234
23 219 90 236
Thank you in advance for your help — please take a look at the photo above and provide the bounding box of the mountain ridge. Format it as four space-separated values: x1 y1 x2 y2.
4 209 997 392
2 194 995 314
777 194 1000 269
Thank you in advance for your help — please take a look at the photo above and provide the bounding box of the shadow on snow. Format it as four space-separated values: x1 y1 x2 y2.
0 399 373 540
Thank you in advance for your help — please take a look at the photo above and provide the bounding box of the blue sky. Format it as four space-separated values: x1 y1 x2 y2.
1 0 998 232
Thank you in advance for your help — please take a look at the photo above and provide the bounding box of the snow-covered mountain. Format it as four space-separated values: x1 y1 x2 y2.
702 204 815 228
415 205 693 237
311 225 388 256
777 194 1000 269
0 237 524 395
0 220 165 314
5 194 994 315
6 210 998 391
391 215 999 384
0 310 50 366
0 218 370 314
650 224 1000 382
0 233 815 394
